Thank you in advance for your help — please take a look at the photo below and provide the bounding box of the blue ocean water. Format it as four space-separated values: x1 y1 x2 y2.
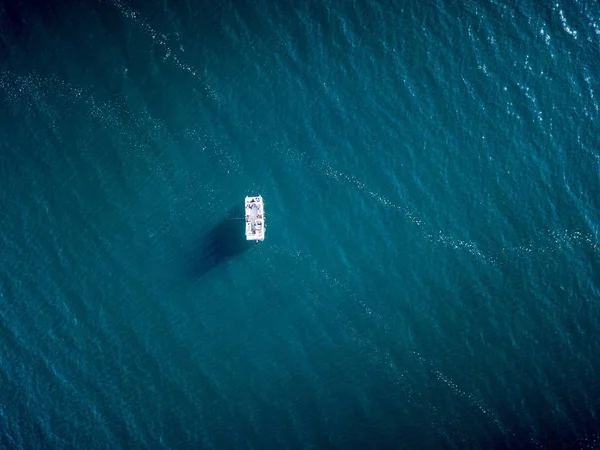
1 0 600 448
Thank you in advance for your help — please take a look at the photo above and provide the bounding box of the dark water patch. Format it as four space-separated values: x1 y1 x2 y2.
184 204 253 281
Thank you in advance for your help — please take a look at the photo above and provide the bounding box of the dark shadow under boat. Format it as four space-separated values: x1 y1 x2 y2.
185 205 254 280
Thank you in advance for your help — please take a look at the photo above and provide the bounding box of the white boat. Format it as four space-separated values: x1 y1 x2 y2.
245 195 265 241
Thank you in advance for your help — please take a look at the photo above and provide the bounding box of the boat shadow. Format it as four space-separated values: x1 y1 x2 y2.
186 204 254 280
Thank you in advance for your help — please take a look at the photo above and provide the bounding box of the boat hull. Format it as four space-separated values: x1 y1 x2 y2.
245 196 265 241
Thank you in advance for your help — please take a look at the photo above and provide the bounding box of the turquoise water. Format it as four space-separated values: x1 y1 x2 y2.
1 0 600 448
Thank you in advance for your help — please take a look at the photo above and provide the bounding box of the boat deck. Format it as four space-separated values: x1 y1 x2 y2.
245 196 265 241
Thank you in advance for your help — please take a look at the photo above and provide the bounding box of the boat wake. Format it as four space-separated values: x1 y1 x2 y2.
106 0 225 107
275 145 600 271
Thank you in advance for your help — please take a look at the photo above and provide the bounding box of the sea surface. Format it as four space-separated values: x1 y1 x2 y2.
1 0 600 448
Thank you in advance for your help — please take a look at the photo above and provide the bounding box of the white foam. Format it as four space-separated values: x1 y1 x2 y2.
558 9 578 39
182 128 242 175
278 146 600 269
414 351 509 435
317 157 499 266
579 433 600 449
502 229 600 264
0 70 241 209
539 27 551 45
107 0 225 106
